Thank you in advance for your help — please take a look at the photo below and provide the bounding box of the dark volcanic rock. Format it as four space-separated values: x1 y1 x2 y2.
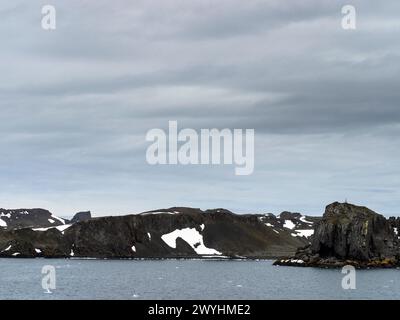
0 208 66 230
274 202 400 268
70 211 92 224
0 207 315 259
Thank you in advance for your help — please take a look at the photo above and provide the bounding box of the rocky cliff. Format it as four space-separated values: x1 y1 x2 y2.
0 207 318 259
0 209 67 230
274 202 400 268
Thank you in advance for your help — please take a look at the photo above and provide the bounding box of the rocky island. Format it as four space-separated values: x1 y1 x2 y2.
1 202 399 267
274 202 400 268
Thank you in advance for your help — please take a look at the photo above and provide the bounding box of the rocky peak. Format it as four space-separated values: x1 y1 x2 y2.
274 202 400 268
279 211 302 220
70 211 92 224
324 202 378 220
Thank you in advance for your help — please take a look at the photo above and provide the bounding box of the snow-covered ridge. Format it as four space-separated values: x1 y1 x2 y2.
258 212 317 240
140 211 180 215
0 208 70 231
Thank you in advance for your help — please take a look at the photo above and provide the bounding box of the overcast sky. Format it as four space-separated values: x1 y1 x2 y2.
0 0 399 217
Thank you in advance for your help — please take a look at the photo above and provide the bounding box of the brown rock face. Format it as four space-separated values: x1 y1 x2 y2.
0 207 313 259
274 202 400 268
312 202 397 261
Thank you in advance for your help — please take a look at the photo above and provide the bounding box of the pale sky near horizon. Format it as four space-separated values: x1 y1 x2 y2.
0 1 399 217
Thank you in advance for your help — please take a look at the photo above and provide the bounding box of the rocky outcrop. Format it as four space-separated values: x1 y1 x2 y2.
0 207 317 259
274 202 400 268
0 209 67 230
70 211 92 224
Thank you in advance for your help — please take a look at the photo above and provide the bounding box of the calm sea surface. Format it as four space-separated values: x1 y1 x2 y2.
0 258 399 300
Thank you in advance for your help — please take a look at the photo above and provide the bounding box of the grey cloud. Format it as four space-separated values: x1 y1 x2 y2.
0 0 399 216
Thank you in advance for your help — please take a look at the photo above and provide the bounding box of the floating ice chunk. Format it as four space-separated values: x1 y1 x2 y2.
161 227 221 255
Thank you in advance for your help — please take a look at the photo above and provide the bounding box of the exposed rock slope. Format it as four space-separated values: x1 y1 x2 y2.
274 202 400 268
0 207 318 259
0 209 67 230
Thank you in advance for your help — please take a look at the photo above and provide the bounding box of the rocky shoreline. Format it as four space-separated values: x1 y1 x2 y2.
1 202 399 266
274 202 400 268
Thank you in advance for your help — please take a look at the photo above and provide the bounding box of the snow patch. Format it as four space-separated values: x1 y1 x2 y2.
300 216 313 224
142 211 176 215
0 218 6 227
291 229 314 238
147 232 151 240
51 215 66 224
161 227 221 255
35 248 42 253
0 212 11 218
48 219 55 224
33 224 72 233
283 220 296 230
131 245 136 252
2 245 12 252
290 259 304 264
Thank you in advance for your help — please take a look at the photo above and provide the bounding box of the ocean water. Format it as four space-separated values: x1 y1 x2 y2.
0 258 399 300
